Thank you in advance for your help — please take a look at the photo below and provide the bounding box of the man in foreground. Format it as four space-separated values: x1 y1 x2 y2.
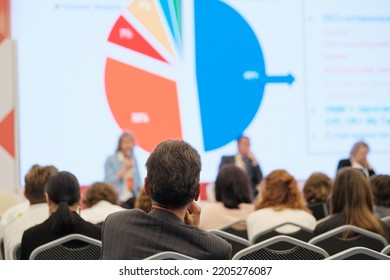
101 140 232 259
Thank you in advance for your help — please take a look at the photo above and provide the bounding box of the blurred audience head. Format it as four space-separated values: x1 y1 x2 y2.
331 167 373 214
24 164 58 205
145 140 201 209
255 169 308 211
215 165 252 209
331 167 384 237
45 171 81 234
303 172 332 204
83 182 119 208
134 187 152 213
369 175 390 207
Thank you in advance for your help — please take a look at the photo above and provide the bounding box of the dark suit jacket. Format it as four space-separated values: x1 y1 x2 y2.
101 208 232 260
219 155 263 196
336 159 375 177
20 212 102 260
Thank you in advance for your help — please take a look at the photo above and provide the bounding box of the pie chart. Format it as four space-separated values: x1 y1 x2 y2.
105 0 294 152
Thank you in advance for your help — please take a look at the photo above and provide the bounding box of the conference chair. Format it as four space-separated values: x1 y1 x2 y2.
144 251 196 260
232 235 329 260
307 202 329 220
381 244 390 256
251 222 314 249
381 216 390 225
0 238 4 260
11 243 21 260
29 234 102 260
209 229 251 256
326 247 390 260
309 225 388 256
219 220 248 239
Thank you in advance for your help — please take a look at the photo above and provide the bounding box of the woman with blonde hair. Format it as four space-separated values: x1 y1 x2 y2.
314 168 390 241
246 169 316 241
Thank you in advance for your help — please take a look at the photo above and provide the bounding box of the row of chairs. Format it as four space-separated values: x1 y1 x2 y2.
209 223 390 259
10 231 390 260
8 216 390 260
218 215 390 242
232 234 390 260
146 238 390 260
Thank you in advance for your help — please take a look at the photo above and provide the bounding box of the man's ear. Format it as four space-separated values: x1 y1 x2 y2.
144 177 150 196
194 184 200 201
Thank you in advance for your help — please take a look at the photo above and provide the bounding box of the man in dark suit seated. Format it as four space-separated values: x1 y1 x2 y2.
219 135 263 198
337 141 375 178
101 140 232 260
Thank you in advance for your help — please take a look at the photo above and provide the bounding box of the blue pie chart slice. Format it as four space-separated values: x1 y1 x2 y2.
195 0 267 151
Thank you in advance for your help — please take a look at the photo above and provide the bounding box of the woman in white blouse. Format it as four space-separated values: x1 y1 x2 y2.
247 169 316 241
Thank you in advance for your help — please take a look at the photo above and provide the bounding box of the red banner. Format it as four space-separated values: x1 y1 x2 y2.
0 0 10 42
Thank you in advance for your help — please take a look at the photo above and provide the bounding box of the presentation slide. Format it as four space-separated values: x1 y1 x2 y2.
10 0 390 187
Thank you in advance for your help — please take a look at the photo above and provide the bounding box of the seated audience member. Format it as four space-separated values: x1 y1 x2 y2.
302 172 332 220
0 187 21 216
219 135 263 198
80 182 125 224
20 171 101 260
314 168 390 241
369 175 390 219
0 200 29 228
104 131 142 205
0 189 25 247
200 165 254 230
101 140 232 260
134 187 152 213
247 169 316 241
3 164 58 259
337 141 375 177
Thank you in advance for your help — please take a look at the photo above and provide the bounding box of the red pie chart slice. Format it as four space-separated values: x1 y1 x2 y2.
108 16 167 63
105 58 182 152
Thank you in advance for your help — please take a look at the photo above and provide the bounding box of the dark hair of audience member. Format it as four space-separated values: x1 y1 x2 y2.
331 168 384 237
145 140 201 209
24 164 58 204
215 165 252 209
369 175 390 207
83 182 119 208
303 172 332 204
255 169 310 212
45 171 81 234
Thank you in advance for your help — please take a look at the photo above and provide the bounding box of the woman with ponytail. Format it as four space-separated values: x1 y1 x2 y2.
246 169 316 241
313 167 390 241
20 171 101 259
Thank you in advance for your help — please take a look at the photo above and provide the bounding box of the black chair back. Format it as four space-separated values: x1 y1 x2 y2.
309 225 388 256
233 235 328 260
29 234 102 260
